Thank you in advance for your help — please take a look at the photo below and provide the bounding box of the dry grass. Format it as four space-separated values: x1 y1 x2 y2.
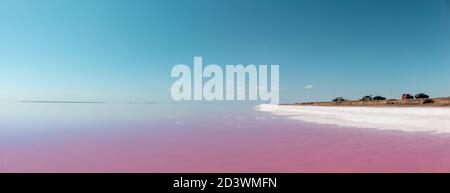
293 97 450 107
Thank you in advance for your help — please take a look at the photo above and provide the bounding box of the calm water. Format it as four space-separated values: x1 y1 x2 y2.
1 102 450 172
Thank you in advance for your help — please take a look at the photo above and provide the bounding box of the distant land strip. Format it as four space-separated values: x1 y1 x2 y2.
288 97 450 107
17 101 106 104
127 102 156 104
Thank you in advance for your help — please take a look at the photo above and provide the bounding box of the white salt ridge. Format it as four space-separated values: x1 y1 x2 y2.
257 104 450 133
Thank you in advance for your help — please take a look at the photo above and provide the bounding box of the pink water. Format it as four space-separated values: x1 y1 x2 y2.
1 103 450 172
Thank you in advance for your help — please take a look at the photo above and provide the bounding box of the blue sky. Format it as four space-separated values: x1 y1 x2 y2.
1 0 450 103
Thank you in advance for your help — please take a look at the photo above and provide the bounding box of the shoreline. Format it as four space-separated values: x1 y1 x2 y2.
285 97 450 107
258 105 450 133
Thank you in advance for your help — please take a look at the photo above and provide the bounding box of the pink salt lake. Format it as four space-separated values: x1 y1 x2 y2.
1 103 449 172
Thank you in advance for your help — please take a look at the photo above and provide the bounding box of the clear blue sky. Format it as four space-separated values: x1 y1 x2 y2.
1 0 449 103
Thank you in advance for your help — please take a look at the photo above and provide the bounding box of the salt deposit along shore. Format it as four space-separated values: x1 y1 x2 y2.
257 105 450 133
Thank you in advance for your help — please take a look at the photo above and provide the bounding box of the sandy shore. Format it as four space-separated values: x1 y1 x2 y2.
258 104 450 133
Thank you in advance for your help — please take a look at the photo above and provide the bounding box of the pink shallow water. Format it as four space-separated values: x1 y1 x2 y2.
1 103 450 172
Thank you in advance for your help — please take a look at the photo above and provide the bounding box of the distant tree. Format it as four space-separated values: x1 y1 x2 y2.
332 97 347 102
373 96 387 101
415 93 430 99
360 95 373 101
423 99 434 104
